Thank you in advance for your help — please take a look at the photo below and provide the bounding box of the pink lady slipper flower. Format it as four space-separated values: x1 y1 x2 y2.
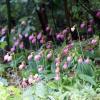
24 33 28 38
34 54 41 62
63 48 68 55
21 78 28 88
18 34 23 40
67 43 74 49
55 74 60 80
46 41 52 49
19 61 26 70
96 11 100 18
1 28 6 35
10 46 16 52
78 57 83 64
14 40 19 47
91 39 97 45
55 67 60 73
34 74 38 79
4 53 9 61
46 43 52 49
89 19 94 25
55 57 60 63
56 61 60 67
63 29 68 34
63 62 68 69
37 32 42 40
46 26 50 32
84 58 90 64
40 35 46 44
29 34 34 41
87 27 93 33
4 53 13 62
56 33 61 40
7 55 12 62
60 34 64 40
67 56 72 62
46 51 52 60
19 42 24 49
38 65 44 72
28 52 34 61
28 75 34 84
32 38 36 44
34 74 41 82
1 27 7 35
80 22 85 29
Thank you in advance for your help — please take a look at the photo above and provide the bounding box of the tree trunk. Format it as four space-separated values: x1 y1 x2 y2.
6 0 11 49
36 3 48 35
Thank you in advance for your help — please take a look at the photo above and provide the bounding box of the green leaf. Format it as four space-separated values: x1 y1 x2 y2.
0 41 7 49
47 81 58 90
78 74 96 85
76 63 94 76
35 81 48 98
0 77 8 86
22 86 34 100
10 55 24 67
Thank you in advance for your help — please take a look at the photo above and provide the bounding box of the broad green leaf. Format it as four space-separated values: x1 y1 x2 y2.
78 74 96 85
35 81 48 98
0 41 7 49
